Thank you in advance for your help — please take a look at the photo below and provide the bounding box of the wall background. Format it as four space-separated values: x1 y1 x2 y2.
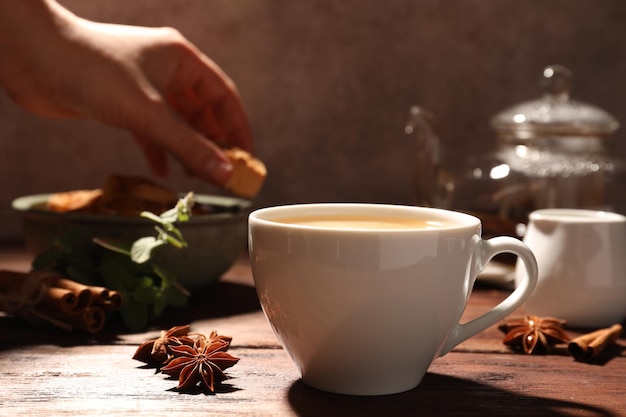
2 0 626 242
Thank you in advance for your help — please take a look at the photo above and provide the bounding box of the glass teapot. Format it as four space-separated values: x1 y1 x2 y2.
406 64 624 238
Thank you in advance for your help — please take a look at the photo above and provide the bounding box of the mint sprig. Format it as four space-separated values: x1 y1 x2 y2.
33 192 195 331
97 192 193 263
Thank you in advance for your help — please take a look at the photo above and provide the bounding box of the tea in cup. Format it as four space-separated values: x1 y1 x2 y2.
515 208 626 328
249 203 538 395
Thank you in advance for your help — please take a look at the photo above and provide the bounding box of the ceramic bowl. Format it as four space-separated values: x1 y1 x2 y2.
12 193 251 289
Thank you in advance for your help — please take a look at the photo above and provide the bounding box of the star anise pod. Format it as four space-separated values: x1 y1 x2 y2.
160 333 240 392
132 324 196 365
205 329 233 350
499 315 570 354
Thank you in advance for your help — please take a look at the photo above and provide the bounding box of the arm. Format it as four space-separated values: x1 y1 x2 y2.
0 0 253 186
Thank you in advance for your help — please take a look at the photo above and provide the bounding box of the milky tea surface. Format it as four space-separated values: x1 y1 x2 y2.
273 215 452 230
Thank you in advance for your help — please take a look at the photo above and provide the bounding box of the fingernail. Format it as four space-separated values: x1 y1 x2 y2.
206 158 233 185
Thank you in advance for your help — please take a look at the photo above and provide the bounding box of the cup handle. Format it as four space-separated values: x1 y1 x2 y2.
439 236 538 355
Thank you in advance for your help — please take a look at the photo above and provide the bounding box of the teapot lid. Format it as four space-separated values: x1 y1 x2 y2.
491 65 619 139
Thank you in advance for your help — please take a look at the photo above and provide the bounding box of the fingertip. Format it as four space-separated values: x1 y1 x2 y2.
204 156 233 186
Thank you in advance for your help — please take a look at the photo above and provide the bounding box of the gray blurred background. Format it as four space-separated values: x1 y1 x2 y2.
1 0 625 242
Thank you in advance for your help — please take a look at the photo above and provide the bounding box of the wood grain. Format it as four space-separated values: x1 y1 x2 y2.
1 248 625 417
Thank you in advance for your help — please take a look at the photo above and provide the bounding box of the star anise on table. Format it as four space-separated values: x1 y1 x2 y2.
498 315 570 354
133 325 239 393
161 331 239 392
132 324 197 365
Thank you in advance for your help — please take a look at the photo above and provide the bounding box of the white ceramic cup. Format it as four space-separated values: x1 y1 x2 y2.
249 203 538 396
515 208 626 328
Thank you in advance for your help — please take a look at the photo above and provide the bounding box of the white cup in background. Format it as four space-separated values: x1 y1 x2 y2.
515 208 626 328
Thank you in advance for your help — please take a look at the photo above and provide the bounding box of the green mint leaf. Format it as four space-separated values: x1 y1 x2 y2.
153 292 168 317
99 260 134 291
130 236 166 264
175 192 194 220
140 211 165 225
157 207 179 224
133 281 158 304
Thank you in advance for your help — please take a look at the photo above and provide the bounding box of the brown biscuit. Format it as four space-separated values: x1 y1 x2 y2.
46 189 103 213
223 148 267 199
99 175 178 215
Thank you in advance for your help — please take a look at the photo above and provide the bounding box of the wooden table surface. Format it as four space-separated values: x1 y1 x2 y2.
1 245 625 417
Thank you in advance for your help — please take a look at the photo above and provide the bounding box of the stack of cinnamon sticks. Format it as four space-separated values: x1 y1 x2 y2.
0 270 121 333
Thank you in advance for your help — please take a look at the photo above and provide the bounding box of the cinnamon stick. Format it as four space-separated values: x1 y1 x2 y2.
80 306 107 333
52 277 122 311
36 305 107 333
0 269 121 333
568 324 623 362
43 286 93 314
66 306 107 334
88 286 123 311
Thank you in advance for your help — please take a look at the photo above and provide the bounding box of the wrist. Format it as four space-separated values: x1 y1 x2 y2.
0 0 77 44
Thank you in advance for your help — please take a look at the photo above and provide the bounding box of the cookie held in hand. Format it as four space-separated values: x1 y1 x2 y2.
223 147 267 199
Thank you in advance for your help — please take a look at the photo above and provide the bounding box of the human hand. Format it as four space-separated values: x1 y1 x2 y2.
0 0 253 186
